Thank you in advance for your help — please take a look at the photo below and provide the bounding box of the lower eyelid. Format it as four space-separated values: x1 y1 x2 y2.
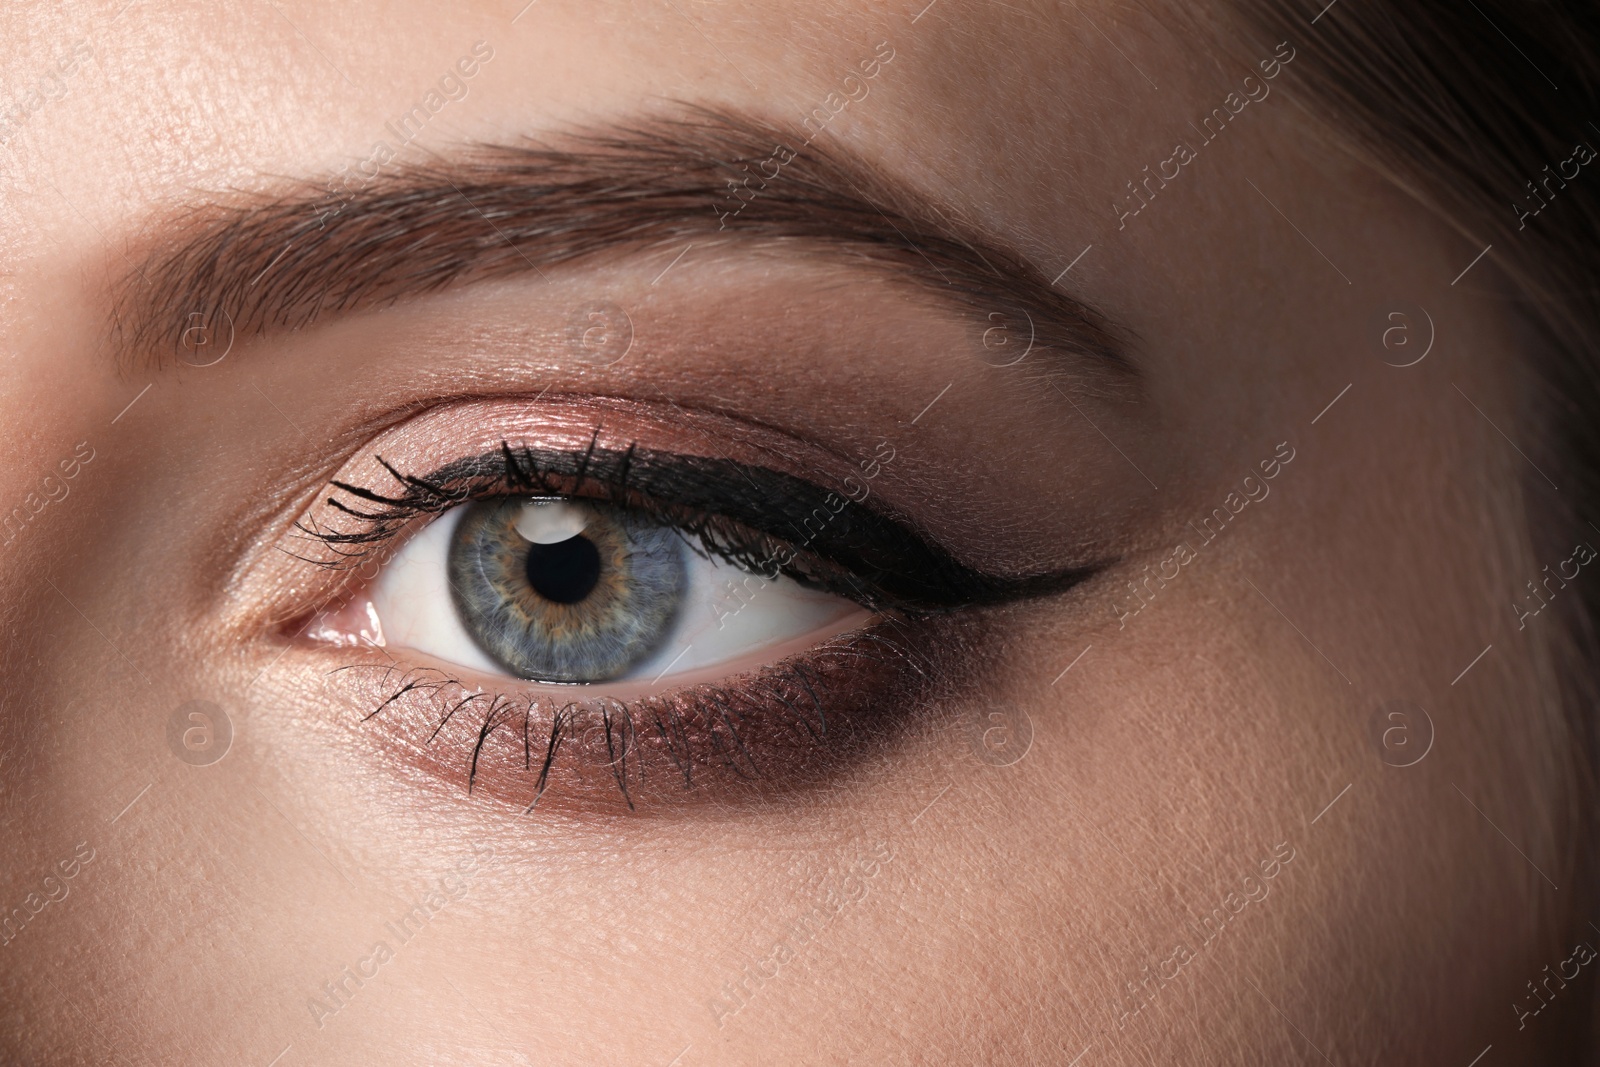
308 609 991 813
339 609 876 706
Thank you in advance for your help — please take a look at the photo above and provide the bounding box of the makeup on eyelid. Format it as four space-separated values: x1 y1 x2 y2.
272 393 1126 589
270 396 1110 811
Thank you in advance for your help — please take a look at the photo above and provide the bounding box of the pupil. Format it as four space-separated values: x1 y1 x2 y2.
524 535 603 604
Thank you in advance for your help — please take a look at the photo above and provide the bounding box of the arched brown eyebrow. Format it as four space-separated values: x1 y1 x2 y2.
109 108 1131 379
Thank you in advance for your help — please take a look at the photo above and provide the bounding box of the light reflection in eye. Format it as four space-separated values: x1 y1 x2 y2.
338 497 861 686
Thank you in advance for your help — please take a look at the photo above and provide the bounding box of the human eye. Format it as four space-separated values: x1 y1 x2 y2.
350 491 864 686
279 409 1105 812
310 441 872 686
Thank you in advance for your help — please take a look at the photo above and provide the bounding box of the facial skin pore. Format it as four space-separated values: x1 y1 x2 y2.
0 1 1581 1064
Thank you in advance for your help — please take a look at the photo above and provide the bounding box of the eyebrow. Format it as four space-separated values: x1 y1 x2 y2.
110 108 1130 380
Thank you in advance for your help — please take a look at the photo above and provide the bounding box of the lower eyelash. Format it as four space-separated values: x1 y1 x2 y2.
333 613 970 812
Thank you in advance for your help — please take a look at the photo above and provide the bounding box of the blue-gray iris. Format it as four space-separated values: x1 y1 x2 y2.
448 497 686 682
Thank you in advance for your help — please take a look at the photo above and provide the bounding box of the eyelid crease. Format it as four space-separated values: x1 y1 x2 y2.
295 434 1107 615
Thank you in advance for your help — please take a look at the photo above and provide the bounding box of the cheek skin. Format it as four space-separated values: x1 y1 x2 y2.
1030 192 1563 1064
759 379 1551 1063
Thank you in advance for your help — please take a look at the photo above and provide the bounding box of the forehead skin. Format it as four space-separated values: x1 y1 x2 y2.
0 1 1573 1065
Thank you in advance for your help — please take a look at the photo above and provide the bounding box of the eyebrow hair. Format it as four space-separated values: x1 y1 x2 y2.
110 108 1130 382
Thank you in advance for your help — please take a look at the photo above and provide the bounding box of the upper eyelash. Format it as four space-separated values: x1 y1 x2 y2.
294 429 1106 613
311 436 834 583
297 436 886 610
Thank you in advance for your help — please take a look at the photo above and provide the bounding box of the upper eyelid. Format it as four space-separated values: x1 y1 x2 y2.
299 439 909 602
294 439 1109 613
